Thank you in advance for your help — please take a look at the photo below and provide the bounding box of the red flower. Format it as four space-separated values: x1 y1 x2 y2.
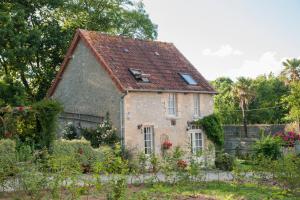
162 140 172 150
17 106 24 112
275 131 300 147
177 159 187 169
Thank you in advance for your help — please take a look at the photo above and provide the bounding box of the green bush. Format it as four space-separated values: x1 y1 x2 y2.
0 99 62 151
253 134 282 160
82 113 119 148
215 152 235 171
195 114 224 148
52 139 102 173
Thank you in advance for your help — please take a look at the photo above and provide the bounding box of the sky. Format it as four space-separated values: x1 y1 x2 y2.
143 0 300 80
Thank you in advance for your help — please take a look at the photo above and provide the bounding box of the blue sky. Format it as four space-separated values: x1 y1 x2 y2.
143 0 300 80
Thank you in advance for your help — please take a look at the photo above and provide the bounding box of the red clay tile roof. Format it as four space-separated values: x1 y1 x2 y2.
47 29 216 97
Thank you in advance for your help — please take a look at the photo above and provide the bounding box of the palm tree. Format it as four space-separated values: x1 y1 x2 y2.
280 58 300 83
232 77 255 137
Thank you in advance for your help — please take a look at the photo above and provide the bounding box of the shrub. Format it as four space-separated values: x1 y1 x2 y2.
253 134 282 160
0 99 62 151
82 113 119 148
275 131 300 147
195 114 224 148
52 139 101 173
62 122 80 140
215 152 235 171
0 139 17 187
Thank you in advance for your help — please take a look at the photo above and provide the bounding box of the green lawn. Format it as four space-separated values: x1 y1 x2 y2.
130 181 299 200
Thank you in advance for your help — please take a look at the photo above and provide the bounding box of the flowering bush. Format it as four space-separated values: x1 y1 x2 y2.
275 131 300 147
162 140 172 150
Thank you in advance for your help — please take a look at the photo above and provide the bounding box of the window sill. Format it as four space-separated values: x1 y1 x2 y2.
166 115 180 120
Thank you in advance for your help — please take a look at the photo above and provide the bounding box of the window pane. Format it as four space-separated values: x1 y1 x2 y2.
180 73 197 85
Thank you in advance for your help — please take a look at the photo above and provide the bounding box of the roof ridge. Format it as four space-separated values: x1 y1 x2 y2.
78 29 173 45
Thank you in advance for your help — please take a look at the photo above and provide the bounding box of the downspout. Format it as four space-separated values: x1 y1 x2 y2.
120 90 128 149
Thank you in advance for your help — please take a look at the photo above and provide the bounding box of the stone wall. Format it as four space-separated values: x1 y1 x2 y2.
51 40 123 133
124 92 215 157
223 124 286 155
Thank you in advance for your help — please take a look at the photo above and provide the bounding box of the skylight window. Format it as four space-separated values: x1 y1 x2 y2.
129 68 150 83
180 73 197 85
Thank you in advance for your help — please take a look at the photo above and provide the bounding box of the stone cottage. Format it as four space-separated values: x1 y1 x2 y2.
47 29 217 158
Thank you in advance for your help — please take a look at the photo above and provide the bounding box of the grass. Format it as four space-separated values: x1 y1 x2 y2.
130 181 299 200
0 181 298 200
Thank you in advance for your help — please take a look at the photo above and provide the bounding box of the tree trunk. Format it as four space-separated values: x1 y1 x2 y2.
19 70 34 100
242 107 248 137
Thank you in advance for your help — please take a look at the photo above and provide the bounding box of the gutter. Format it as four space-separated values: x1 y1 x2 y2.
126 89 218 94
120 90 128 149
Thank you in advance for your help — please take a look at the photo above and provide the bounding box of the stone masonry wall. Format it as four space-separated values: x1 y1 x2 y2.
51 40 123 133
223 124 286 155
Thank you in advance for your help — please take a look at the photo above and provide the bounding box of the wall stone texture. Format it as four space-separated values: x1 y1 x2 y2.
123 91 215 161
223 124 286 155
51 40 123 132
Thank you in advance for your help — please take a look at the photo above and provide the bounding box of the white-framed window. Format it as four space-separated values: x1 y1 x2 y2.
193 94 200 117
144 126 154 155
191 131 203 154
168 93 177 116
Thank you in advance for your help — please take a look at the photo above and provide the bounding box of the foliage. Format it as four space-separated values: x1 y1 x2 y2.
0 0 157 101
211 77 241 124
212 74 288 124
0 79 27 107
275 131 300 147
253 134 282 160
196 114 224 147
215 152 235 171
32 99 62 150
0 139 17 189
280 58 300 84
52 139 101 173
0 99 62 150
283 82 300 122
62 122 80 140
82 113 119 148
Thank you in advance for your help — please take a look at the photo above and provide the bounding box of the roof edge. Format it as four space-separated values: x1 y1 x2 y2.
46 29 126 98
46 30 81 98
126 89 218 94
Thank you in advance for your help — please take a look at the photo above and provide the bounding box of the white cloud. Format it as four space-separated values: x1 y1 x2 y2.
226 52 282 78
202 45 243 57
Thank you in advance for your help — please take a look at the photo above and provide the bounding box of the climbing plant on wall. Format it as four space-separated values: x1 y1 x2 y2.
195 114 224 148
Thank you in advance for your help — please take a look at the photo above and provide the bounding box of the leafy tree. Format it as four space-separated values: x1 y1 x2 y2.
280 58 300 84
247 74 289 124
0 0 157 102
282 82 300 123
211 77 241 124
232 77 255 137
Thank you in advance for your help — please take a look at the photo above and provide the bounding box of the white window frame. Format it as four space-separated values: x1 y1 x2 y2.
190 130 204 154
193 94 200 117
168 93 177 116
144 126 154 155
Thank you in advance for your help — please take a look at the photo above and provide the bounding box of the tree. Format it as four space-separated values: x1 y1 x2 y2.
247 74 289 124
232 77 255 137
211 77 241 124
0 0 157 102
282 82 300 125
280 58 300 84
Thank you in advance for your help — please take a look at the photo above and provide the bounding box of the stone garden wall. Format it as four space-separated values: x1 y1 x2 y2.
223 124 286 155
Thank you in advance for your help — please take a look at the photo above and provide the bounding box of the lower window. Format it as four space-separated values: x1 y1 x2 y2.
191 132 203 154
144 126 154 155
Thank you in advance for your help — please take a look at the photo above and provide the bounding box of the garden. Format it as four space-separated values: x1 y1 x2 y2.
0 100 300 200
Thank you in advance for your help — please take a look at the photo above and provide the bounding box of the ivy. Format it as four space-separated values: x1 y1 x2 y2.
195 114 224 148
